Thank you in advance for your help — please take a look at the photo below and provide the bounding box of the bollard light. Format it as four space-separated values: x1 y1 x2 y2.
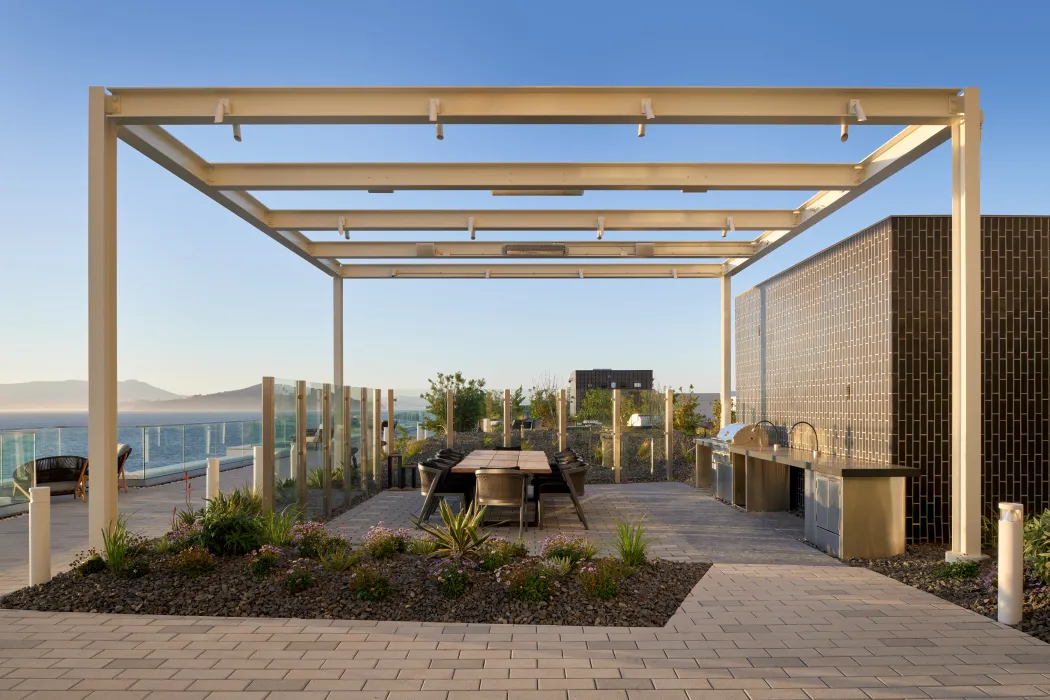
999 502 1023 625
206 457 220 502
252 445 265 496
29 486 51 586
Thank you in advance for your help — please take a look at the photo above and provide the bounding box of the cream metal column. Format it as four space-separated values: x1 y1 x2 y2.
387 389 395 454
446 388 454 448
558 389 567 452
333 277 343 387
88 86 118 551
612 389 621 484
948 88 984 562
665 388 674 481
503 389 511 447
372 389 382 485
720 274 732 428
259 377 275 513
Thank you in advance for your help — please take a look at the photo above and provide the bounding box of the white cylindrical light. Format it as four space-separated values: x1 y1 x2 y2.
29 487 51 586
999 502 1023 625
206 457 220 502
253 445 265 496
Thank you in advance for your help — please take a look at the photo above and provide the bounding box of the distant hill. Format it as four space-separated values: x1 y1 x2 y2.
128 384 262 412
0 380 184 410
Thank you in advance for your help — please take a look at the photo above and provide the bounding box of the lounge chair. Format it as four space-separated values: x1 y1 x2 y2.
73 443 131 501
12 456 89 500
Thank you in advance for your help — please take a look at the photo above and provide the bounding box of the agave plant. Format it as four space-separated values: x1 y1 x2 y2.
412 500 491 559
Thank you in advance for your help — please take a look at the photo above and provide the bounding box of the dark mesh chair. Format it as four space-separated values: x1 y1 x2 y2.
74 444 131 502
417 459 471 521
474 468 529 539
12 456 90 500
537 462 589 530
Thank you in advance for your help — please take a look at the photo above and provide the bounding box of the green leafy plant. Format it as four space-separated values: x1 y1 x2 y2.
74 549 107 576
406 535 440 556
403 440 425 460
413 501 491 559
982 513 999 551
165 522 202 552
1025 509 1050 583
349 564 391 601
171 545 217 577
101 514 148 577
539 534 597 565
429 555 474 598
282 559 315 594
578 558 624 599
482 436 498 449
207 486 263 518
153 536 171 554
546 555 574 577
497 561 551 602
291 521 331 558
248 545 281 577
478 537 530 572
198 509 263 556
318 539 361 572
934 560 980 580
362 524 411 559
172 506 199 528
261 506 300 547
615 519 650 567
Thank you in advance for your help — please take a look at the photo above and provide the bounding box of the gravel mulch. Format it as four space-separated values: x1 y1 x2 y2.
1 551 710 627
847 543 1050 644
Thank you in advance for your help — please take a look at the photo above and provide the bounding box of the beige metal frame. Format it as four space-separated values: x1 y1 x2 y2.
88 85 982 560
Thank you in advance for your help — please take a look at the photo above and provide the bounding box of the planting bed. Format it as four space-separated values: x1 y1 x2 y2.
2 548 709 626
848 543 1050 644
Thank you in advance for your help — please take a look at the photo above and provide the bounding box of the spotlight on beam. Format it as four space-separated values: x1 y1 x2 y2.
338 216 347 240
578 269 584 279
232 124 242 142
840 122 849 142
468 216 476 241
672 268 678 279
637 123 646 137
596 216 605 241
485 269 490 279
435 123 444 140
390 268 397 278
849 99 867 122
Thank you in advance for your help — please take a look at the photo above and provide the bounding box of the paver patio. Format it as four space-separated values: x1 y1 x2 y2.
2 482 1048 700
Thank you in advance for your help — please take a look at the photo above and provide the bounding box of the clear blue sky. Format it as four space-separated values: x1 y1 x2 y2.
1 0 1047 396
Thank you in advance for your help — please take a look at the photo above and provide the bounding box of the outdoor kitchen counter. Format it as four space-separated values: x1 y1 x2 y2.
694 438 913 559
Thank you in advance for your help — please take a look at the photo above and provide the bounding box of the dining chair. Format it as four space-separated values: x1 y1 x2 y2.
473 468 529 539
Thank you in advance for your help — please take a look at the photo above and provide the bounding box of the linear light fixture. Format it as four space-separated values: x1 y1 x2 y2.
502 243 568 257
468 216 475 240
490 189 584 196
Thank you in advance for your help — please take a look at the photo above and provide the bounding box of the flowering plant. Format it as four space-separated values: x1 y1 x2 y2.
165 522 202 552
349 563 391 601
429 555 474 598
496 561 551 602
281 558 314 593
362 522 411 559
578 558 624 599
248 544 282 577
539 534 597 564
291 521 330 558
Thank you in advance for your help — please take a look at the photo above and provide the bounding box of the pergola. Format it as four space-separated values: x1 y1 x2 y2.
87 85 982 560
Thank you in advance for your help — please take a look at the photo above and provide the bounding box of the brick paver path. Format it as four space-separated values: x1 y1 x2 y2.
3 482 1049 700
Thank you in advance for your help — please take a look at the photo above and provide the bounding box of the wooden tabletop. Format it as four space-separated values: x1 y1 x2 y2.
451 450 552 474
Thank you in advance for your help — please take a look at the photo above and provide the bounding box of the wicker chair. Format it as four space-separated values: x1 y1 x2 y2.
474 468 529 539
537 462 589 530
74 443 131 502
417 460 469 521
12 456 90 500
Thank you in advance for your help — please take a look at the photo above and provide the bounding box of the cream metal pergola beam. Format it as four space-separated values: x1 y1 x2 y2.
105 86 962 126
311 240 758 259
269 209 798 231
117 125 340 276
208 161 860 192
340 263 722 279
723 124 953 275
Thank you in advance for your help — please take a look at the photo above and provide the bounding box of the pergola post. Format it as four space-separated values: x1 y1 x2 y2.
612 389 621 484
948 88 984 561
558 389 567 452
503 389 511 447
333 277 343 387
665 388 674 481
259 377 275 513
446 388 454 448
720 274 732 428
88 86 118 552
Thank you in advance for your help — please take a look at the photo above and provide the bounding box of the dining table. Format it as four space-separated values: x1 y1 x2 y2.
450 449 552 474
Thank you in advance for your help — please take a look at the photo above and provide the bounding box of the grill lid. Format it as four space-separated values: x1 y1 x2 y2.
716 423 771 448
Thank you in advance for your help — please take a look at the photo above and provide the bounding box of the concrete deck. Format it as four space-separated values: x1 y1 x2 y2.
2 482 1048 700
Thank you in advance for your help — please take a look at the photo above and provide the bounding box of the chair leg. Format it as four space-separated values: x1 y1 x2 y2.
518 499 525 540
567 488 589 530
537 493 544 530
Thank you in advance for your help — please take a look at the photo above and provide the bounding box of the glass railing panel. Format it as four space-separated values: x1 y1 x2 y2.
142 424 189 484
331 384 347 513
303 382 326 520
273 378 298 513
0 431 35 511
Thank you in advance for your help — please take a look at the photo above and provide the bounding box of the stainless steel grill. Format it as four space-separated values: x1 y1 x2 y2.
710 423 770 503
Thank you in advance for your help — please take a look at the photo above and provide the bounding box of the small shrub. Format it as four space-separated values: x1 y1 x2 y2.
406 535 440 556
403 440 425 459
166 522 202 552
318 539 360 572
540 534 597 565
981 513 999 551
74 550 107 576
413 501 491 559
282 559 315 594
306 467 326 490
482 436 498 449
291 521 331 558
934 560 980 580
172 506 199 528
349 564 391 601
578 558 623 599
198 510 263 556
153 536 171 554
260 506 300 547
102 514 148 577
430 555 473 598
546 555 574 577
638 440 651 459
171 545 217 577
479 537 529 572
614 519 650 567
497 561 551 602
362 523 412 559
248 545 282 577
1025 509 1050 584
206 486 263 518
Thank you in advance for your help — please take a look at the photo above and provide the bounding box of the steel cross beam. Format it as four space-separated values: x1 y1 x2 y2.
269 209 797 232
105 86 962 126
341 263 722 279
116 125 340 276
724 124 953 276
207 162 860 191
310 240 758 259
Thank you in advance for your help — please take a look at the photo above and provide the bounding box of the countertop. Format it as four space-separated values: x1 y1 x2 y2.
695 438 918 478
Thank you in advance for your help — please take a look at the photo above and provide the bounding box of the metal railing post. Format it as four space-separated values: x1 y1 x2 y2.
503 389 511 447
612 389 621 484
295 380 307 510
322 383 332 517
558 389 567 452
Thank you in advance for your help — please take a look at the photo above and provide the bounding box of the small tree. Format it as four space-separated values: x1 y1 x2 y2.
577 389 612 424
485 387 525 420
420 372 487 434
527 372 561 429
672 385 705 435
711 398 737 429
